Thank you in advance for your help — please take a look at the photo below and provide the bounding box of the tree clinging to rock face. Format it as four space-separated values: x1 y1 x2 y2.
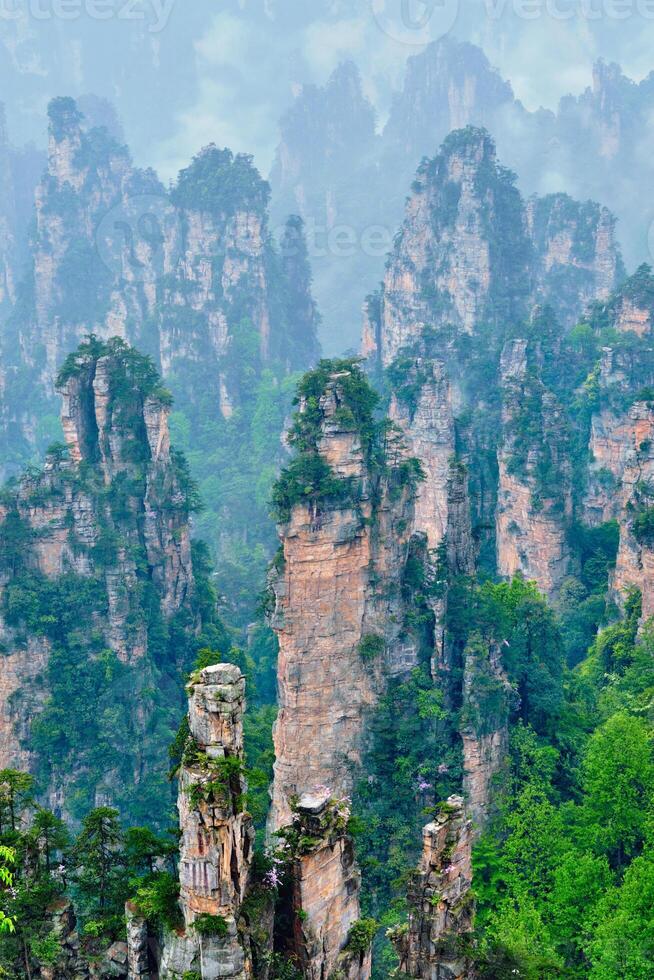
72 807 124 916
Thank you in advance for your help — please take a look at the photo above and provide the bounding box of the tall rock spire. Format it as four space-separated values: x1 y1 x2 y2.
268 364 420 831
161 664 254 980
390 797 475 980
0 338 198 819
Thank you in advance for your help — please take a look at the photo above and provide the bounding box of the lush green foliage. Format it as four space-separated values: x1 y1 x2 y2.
0 340 230 827
192 913 229 937
472 603 654 977
347 918 378 954
272 358 422 522
171 145 270 217
0 778 179 976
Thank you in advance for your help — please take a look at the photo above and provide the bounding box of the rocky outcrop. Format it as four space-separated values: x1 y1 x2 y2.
460 640 512 832
278 790 372 980
271 61 376 224
0 103 17 315
391 797 475 980
583 348 637 527
578 270 654 615
0 96 161 477
606 402 654 619
605 263 654 339
0 338 197 817
0 96 320 481
270 35 652 355
383 38 514 164
161 664 254 980
528 194 622 327
0 96 320 646
268 368 419 831
496 339 572 596
126 902 152 979
32 98 141 381
27 899 131 979
363 129 530 369
389 360 457 553
362 128 621 372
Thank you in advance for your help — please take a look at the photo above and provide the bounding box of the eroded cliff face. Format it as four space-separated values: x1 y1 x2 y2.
389 360 457 553
390 797 475 980
528 194 622 327
583 346 640 527
0 96 320 480
31 98 150 382
361 133 626 836
277 791 371 980
363 129 529 369
362 127 621 372
269 372 418 831
0 338 197 819
496 338 573 596
0 103 18 315
383 38 514 163
460 641 512 833
610 402 654 619
161 664 254 980
271 61 376 225
28 899 132 980
581 270 654 616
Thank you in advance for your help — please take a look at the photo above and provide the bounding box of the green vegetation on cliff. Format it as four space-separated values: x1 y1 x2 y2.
272 357 423 522
0 339 229 826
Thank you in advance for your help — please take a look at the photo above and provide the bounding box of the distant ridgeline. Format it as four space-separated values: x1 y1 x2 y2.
0 95 321 625
0 338 229 826
271 37 653 351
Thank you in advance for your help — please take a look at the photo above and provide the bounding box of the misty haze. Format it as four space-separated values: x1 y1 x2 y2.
0 3 654 979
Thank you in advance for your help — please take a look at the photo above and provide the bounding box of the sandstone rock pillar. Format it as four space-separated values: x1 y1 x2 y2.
160 664 254 980
269 371 416 831
126 902 151 979
280 790 372 980
391 796 475 980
